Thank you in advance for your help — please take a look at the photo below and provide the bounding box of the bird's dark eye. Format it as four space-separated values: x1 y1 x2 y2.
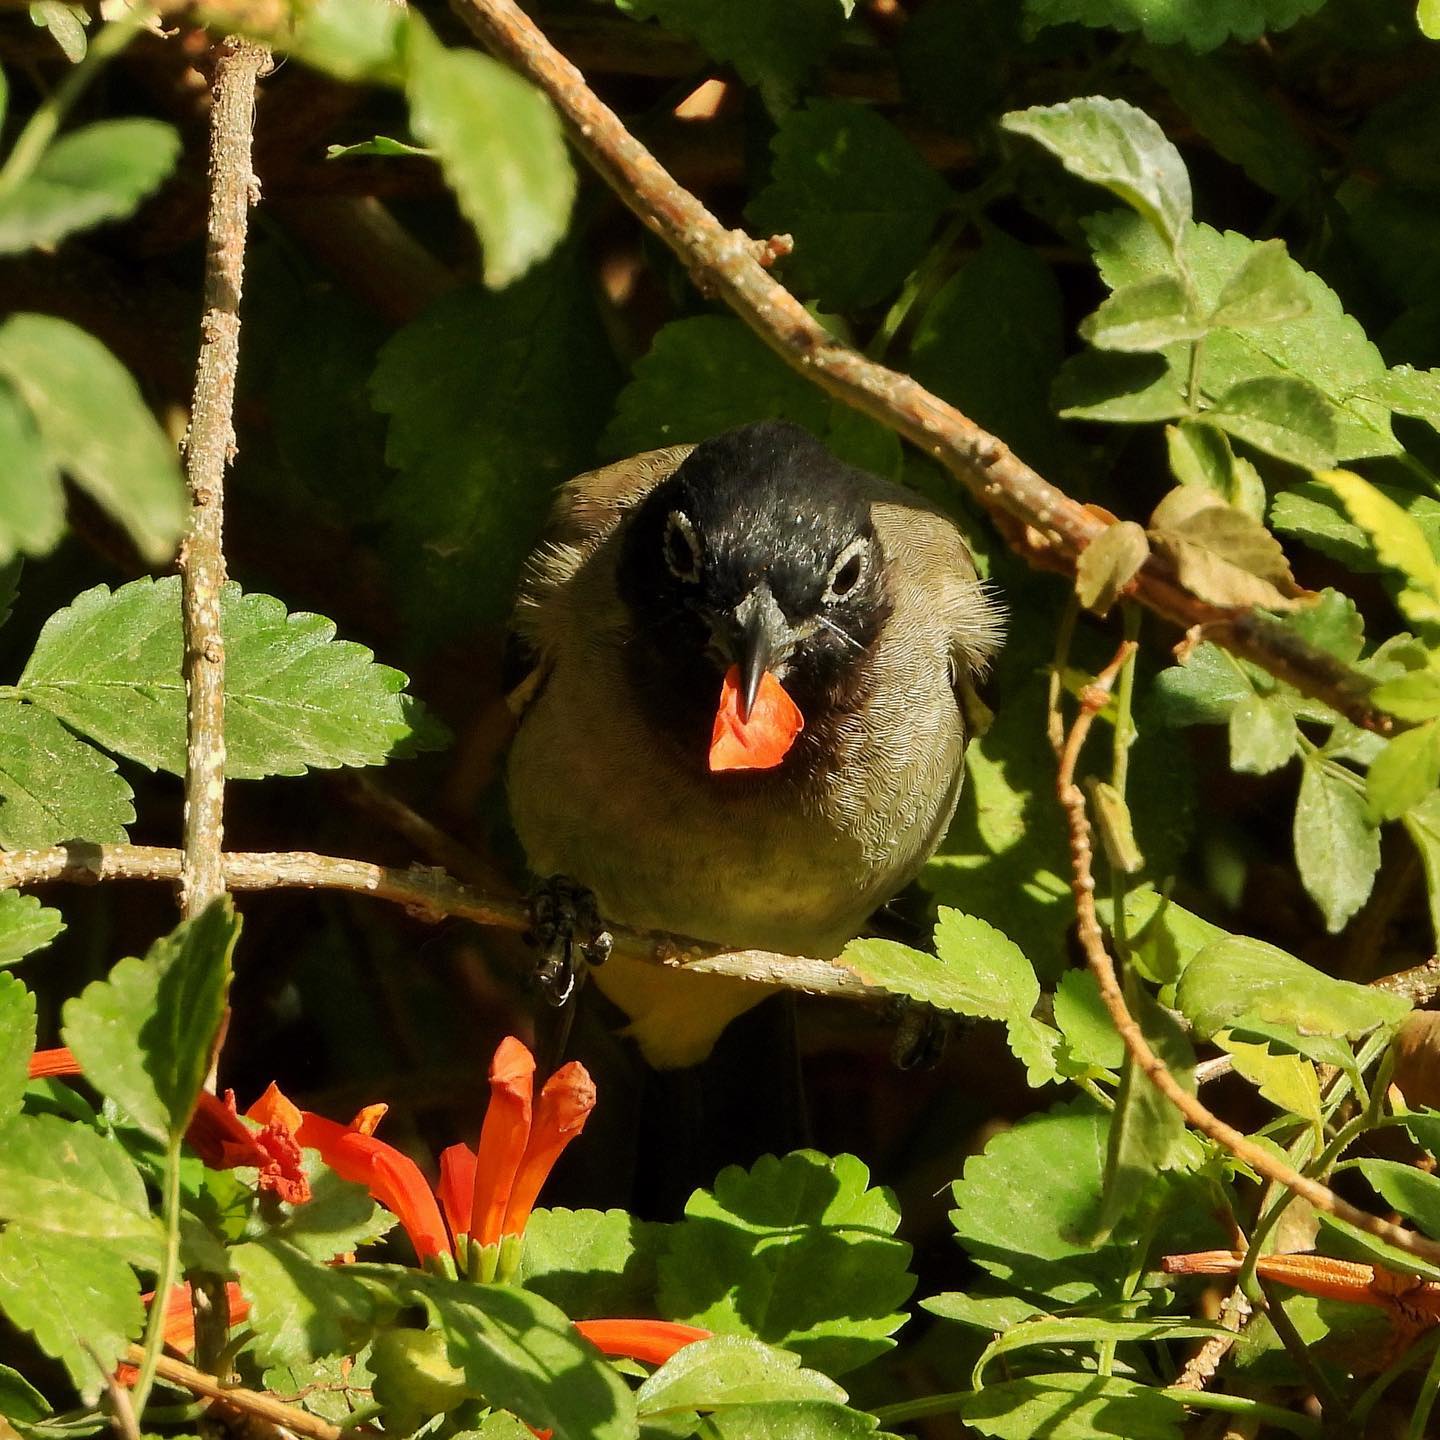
824 538 868 602
664 511 701 582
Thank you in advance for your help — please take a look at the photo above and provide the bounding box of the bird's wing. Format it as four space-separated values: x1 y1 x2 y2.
506 444 694 716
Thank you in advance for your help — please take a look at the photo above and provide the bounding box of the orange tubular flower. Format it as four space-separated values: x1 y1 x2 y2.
502 1062 596 1239
29 1049 310 1204
471 1038 536 1248
576 1320 711 1366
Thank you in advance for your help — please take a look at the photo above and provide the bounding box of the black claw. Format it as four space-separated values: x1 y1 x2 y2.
525 875 609 1007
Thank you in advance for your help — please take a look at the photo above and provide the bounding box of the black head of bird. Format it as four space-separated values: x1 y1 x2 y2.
614 421 893 771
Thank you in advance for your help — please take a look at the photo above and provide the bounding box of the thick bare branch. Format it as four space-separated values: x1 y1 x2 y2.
0 843 882 1002
448 0 1391 736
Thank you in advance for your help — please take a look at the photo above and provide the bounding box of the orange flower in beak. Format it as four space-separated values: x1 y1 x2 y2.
709 665 804 772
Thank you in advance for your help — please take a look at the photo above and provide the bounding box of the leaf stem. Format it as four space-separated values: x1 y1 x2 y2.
0 12 145 200
127 1134 183 1421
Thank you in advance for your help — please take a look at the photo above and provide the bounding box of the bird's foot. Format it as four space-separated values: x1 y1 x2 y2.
525 875 612 1007
887 999 952 1071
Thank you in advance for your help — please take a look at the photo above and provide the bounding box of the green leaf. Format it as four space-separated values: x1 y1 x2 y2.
0 119 180 254
1362 366 1440 430
20 577 442 777
973 1315 1226 1387
1165 421 1263 518
1206 376 1338 467
1294 753 1381 931
1404 793 1440 950
1149 642 1251 727
1002 97 1191 250
1079 275 1206 351
0 379 64 563
1422 0 1440 37
518 1208 665 1319
0 314 186 564
0 1360 52 1421
616 0 847 112
1176 934 1409 1038
326 135 433 159
921 1292 1044 1331
1209 237 1312 329
404 20 573 289
0 972 35 1123
951 1101 1141 1303
371 262 621 642
288 0 405 84
909 228 1072 477
842 912 1038 1021
637 1337 845 1415
62 899 238 1143
604 315 899 480
1110 886 1228 984
1053 970 1124 1071
1147 486 1303 610
269 1159 394 1262
1024 0 1326 50
263 1352 376 1426
959 1371 1184 1439
410 1275 638 1440
0 891 65 967
1086 213 1396 460
1321 468 1440 623
1374 671 1440 723
0 1112 161 1262
747 101 951 309
232 1236 376 1364
1054 349 1188 422
1229 692 1297 774
1218 1034 1322 1127
0 1227 142 1403
1095 985 1194 1237
658 1151 914 1375
0 702 133 847
705 1402 881 1439
1354 1159 1440 1239
30 1 87 62
1368 721 1440 822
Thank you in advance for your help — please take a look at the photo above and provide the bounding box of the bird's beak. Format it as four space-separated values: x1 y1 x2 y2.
731 582 794 722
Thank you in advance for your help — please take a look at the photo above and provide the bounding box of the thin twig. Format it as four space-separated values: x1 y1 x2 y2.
0 843 883 1002
1050 645 1440 1266
448 0 1391 736
177 35 268 917
127 1347 343 1440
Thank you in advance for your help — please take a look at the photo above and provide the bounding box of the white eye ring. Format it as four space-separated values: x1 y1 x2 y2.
824 536 869 602
664 510 702 582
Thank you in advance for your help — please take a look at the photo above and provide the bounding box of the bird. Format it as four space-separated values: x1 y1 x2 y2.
505 419 1004 1069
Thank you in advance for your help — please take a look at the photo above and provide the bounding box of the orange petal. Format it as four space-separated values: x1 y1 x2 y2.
438 1144 477 1244
500 1061 595 1238
118 1284 251 1384
708 666 804 772
247 1080 304 1136
28 1046 81 1078
350 1102 389 1137
190 1090 311 1205
472 1037 536 1248
296 1112 451 1264
575 1319 710 1365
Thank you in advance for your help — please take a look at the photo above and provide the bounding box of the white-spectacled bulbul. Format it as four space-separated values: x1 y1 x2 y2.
506 420 1004 1067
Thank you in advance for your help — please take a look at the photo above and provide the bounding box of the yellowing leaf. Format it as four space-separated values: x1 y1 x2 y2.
1076 521 1149 615
1320 468 1440 622
1218 1033 1322 1127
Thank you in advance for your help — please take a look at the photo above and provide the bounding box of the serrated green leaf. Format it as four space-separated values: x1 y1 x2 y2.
20 577 441 777
407 1275 638 1440
404 20 573 289
1374 671 1440 723
748 100 951 310
1295 754 1381 930
0 119 180 255
1053 970 1124 1071
616 0 847 112
1368 721 1440 822
1110 886 1228 984
921 1292 1044 1331
0 891 65 967
0 702 134 848
1229 691 1297 774
263 1351 376 1426
1176 934 1408 1038
1404 792 1440 950
0 1112 160 1262
0 972 35 1123
0 315 186 563
1354 1159 1440 1239
233 1236 376 1365
1363 366 1440 429
1080 275 1207 351
1209 238 1312 329
1006 1013 1062 1088
1219 1034 1322 1126
637 1337 844 1415
0 1226 142 1403
269 1159 394 1262
1148 643 1252 727
62 899 238 1142
1289 588 1366 664
705 1402 880 1439
1054 349 1189 422
1096 984 1194 1237
0 380 64 564
1002 97 1191 250
959 1370 1184 1439
518 1208 665 1320
603 315 899 479
1166 421 1263 518
1207 376 1337 467
1322 468 1440 623
658 1151 913 1375
1086 214 1396 460
841 912 1038 1021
